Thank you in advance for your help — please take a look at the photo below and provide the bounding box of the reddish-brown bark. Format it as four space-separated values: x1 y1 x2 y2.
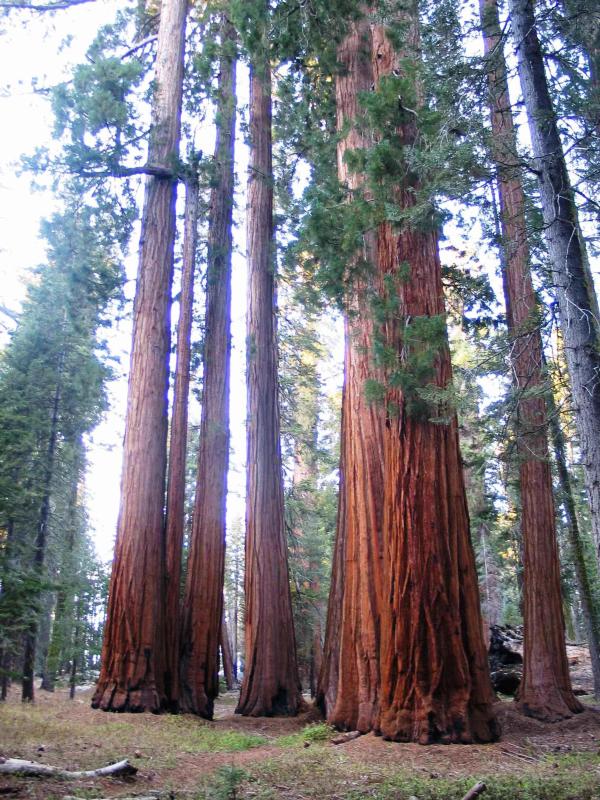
320 10 498 743
179 18 237 718
236 29 302 717
372 19 498 744
92 0 187 713
163 175 198 709
480 0 582 721
317 16 385 733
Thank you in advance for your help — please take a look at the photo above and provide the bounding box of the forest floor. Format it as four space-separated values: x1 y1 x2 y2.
1 644 600 800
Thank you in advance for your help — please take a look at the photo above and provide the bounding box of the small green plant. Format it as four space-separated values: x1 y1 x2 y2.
203 765 247 800
275 722 334 748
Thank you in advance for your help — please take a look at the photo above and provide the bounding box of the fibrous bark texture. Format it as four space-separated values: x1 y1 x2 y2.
321 9 498 744
179 18 237 719
317 16 385 733
374 19 497 742
480 0 582 722
92 0 187 713
509 0 600 571
236 34 302 717
163 174 198 709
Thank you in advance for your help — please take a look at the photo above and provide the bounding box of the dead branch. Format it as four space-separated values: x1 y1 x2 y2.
461 782 487 800
0 757 137 779
330 730 361 745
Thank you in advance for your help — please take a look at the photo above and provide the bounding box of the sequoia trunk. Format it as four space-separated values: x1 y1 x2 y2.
179 17 237 718
509 0 600 571
317 15 385 732
236 18 302 716
480 0 581 721
92 0 187 713
164 173 199 709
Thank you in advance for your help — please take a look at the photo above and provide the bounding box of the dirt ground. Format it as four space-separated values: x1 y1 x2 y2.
1 645 600 800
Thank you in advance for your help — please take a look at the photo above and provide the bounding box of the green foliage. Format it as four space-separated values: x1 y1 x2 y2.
203 765 248 800
275 722 334 748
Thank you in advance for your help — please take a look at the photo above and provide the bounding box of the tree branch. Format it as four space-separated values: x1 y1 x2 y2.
0 0 96 10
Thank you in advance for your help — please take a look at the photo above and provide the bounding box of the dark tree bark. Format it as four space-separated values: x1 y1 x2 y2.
316 15 385 733
164 173 199 709
508 0 600 571
220 608 235 691
547 383 600 697
236 13 302 717
92 0 187 713
22 377 61 702
480 0 582 721
179 17 237 719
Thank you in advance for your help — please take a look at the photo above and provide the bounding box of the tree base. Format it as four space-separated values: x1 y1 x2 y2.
516 690 584 723
91 681 165 713
378 703 501 744
236 686 306 717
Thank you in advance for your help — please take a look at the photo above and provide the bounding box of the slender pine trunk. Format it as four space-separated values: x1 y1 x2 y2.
22 377 61 703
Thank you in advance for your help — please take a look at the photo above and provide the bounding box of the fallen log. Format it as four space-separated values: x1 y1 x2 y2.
0 757 137 779
461 781 486 800
331 730 361 745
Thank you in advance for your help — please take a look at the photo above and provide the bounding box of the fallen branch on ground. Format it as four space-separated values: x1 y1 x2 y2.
461 782 487 800
331 730 361 745
0 757 137 779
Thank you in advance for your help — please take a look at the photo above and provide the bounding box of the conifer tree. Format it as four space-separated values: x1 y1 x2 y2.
180 11 238 718
92 0 188 713
235 0 303 717
319 4 498 743
480 0 582 721
507 0 600 576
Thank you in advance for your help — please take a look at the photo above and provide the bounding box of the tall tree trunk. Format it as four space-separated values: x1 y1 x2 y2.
22 377 61 703
92 0 187 713
179 17 237 719
480 0 582 721
164 171 199 709
547 382 600 697
42 438 83 694
508 0 600 572
316 15 385 734
236 13 302 717
220 608 235 691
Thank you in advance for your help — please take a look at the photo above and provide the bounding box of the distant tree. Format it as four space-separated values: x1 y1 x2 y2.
508 0 600 579
235 0 303 717
180 11 238 718
481 0 582 721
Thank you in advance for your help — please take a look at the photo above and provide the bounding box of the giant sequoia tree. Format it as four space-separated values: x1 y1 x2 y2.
320 5 498 743
235 0 303 717
316 13 385 733
480 0 582 721
92 0 188 713
508 0 600 574
180 14 237 718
